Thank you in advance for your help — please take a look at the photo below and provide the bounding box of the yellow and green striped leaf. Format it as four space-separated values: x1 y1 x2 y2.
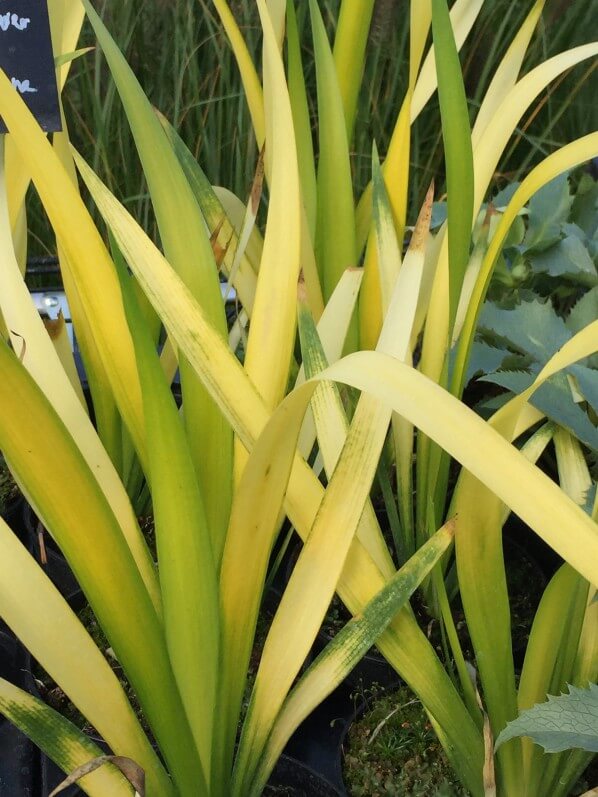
0 519 172 797
287 0 317 241
116 254 219 784
0 343 202 797
250 522 455 796
332 0 376 140
0 681 133 797
431 0 474 329
242 0 302 413
75 144 484 794
82 0 233 556
157 111 260 313
310 0 357 326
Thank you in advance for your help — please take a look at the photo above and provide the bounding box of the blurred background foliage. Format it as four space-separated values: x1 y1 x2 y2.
28 0 598 255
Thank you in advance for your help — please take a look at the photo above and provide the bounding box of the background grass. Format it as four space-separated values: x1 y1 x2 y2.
28 0 598 256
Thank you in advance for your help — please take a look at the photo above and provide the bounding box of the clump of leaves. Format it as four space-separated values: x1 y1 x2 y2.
461 174 598 462
469 294 598 465
343 685 469 796
488 172 598 310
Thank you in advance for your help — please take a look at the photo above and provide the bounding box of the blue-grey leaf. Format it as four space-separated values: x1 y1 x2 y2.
493 182 520 209
567 286 598 335
571 175 598 239
479 300 570 362
570 364 598 417
561 222 587 243
502 216 526 249
524 173 573 250
465 341 511 384
529 237 597 285
431 201 447 229
481 371 598 451
495 683 598 753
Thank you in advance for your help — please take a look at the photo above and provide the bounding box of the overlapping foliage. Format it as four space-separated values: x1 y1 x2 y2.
0 1 596 796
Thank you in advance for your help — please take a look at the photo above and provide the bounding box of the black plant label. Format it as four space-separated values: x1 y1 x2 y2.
0 0 61 133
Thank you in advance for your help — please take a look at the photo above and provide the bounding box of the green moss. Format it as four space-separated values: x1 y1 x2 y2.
344 685 469 797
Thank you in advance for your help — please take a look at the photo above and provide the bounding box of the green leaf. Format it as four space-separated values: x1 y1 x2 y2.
495 683 598 753
493 183 521 208
310 0 357 313
287 0 317 240
431 0 474 329
156 110 259 315
477 299 598 449
81 0 233 559
0 342 201 797
482 370 598 452
0 679 133 797
524 173 573 250
570 364 598 417
332 0 376 140
571 174 598 240
479 299 571 363
568 286 598 336
114 249 217 785
465 341 512 384
54 47 94 69
249 523 455 796
528 236 597 285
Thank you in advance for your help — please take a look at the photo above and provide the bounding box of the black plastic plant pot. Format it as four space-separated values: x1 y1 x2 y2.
23 504 85 612
0 629 41 795
266 754 345 795
43 753 344 797
41 684 353 796
282 680 354 796
1 492 27 543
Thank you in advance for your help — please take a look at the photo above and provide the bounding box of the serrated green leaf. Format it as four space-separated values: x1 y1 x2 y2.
249 523 455 796
496 683 598 753
464 341 511 384
570 364 598 417
571 175 598 240
502 215 527 249
431 0 474 329
310 0 357 311
568 287 598 336
479 299 570 363
482 370 598 452
562 222 587 243
529 236 597 284
477 297 598 449
524 173 573 250
493 183 521 208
